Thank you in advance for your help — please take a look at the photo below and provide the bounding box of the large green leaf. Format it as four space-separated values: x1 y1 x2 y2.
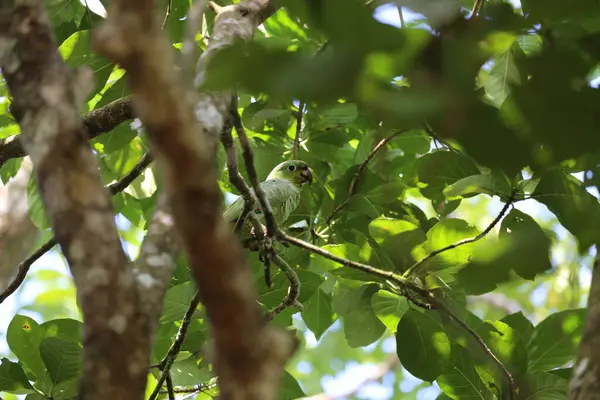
419 218 479 276
475 320 528 378
160 282 196 324
437 345 494 400
6 315 46 379
368 217 427 272
533 170 600 250
58 30 113 100
527 309 586 372
40 337 82 385
415 151 481 201
396 309 451 382
0 358 35 395
519 372 568 399
501 312 534 344
302 288 335 340
278 370 307 400
371 290 410 333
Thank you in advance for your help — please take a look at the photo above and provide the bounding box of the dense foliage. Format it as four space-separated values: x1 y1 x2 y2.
1 0 600 399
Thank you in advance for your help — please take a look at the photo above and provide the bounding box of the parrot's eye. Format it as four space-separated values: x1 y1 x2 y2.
288 165 296 172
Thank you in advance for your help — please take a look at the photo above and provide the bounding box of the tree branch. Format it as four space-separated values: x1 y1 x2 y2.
232 106 277 239
149 290 202 400
403 189 515 278
569 252 600 399
0 2 149 398
280 232 515 398
326 130 406 225
0 96 135 169
93 1 296 399
471 0 485 18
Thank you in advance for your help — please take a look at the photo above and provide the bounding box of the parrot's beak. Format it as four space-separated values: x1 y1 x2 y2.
301 168 313 185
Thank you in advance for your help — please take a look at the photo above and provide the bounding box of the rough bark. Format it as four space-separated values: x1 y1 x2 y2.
0 96 134 169
569 254 600 400
133 192 180 325
0 157 38 290
0 2 149 399
93 0 297 399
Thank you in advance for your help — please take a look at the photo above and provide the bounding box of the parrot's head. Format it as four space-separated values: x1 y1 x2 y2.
267 160 313 188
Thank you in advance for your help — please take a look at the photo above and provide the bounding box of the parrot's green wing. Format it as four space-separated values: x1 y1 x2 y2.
223 178 301 228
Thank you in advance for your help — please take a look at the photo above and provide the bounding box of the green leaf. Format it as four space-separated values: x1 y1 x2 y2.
40 337 82 384
278 370 307 400
0 358 34 394
27 174 51 230
161 282 196 324
342 294 386 348
420 218 479 275
371 290 410 333
501 312 534 344
51 378 80 400
170 357 211 386
302 288 335 340
527 309 586 372
498 209 552 280
443 173 512 200
263 8 308 43
415 151 481 201
437 345 494 400
396 309 451 382
0 157 23 184
58 30 113 100
456 209 552 293
7 315 46 379
368 218 427 272
520 372 568 399
532 170 600 250
94 122 137 154
41 319 83 344
475 320 528 378
484 44 522 107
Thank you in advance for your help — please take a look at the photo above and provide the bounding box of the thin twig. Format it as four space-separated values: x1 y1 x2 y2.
231 107 277 239
403 189 516 278
166 373 176 400
266 254 303 319
220 113 259 234
0 153 154 304
280 232 515 399
292 102 304 159
107 153 154 194
161 0 173 29
423 123 461 154
397 5 404 28
444 305 516 399
326 130 405 225
0 237 57 304
160 382 217 394
470 0 485 18
149 290 203 400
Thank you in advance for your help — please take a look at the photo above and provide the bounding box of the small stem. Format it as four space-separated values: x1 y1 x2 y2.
326 130 406 225
471 0 485 18
403 189 516 278
148 290 202 400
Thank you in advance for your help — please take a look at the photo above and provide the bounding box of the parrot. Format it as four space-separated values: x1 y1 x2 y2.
223 160 313 286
